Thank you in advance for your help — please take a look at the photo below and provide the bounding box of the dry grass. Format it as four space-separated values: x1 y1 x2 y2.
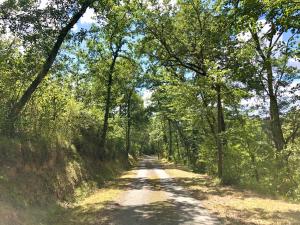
52 167 138 225
166 168 300 225
78 168 138 208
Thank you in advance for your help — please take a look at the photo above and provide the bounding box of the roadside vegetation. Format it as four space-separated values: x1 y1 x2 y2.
165 163 300 225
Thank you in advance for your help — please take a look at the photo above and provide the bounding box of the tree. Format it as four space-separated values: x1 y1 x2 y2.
230 0 300 151
139 0 237 179
86 3 137 157
1 0 96 132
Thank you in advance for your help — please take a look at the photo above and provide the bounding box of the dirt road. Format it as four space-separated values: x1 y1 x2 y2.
6 155 300 225
100 156 220 225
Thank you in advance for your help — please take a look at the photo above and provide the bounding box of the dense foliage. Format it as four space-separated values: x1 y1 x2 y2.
0 0 299 200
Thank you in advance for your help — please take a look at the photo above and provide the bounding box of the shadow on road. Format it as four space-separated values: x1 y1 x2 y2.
58 199 217 225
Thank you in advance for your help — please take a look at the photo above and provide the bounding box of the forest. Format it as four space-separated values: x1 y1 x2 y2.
0 0 300 224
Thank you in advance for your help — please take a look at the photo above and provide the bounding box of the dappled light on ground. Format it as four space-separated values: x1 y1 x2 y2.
166 167 300 225
48 157 300 225
54 156 219 225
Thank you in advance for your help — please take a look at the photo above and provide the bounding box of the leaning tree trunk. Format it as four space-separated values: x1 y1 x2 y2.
8 0 94 134
216 84 226 179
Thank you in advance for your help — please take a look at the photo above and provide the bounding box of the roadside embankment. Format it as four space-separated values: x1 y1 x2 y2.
0 137 134 225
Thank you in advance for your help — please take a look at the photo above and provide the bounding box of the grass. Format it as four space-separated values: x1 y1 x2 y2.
165 167 300 225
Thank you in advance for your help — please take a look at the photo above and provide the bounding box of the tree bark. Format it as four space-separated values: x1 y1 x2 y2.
173 121 191 163
266 60 285 151
250 153 260 182
125 91 133 159
168 119 173 160
175 132 181 161
216 84 226 179
250 29 285 152
99 51 119 153
9 0 94 129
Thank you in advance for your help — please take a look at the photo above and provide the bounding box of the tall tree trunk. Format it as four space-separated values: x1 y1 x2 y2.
173 121 191 163
175 132 181 161
250 153 260 182
266 60 285 151
216 84 226 179
200 90 227 177
99 51 119 154
125 91 132 159
8 0 94 132
250 29 285 152
168 119 173 160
